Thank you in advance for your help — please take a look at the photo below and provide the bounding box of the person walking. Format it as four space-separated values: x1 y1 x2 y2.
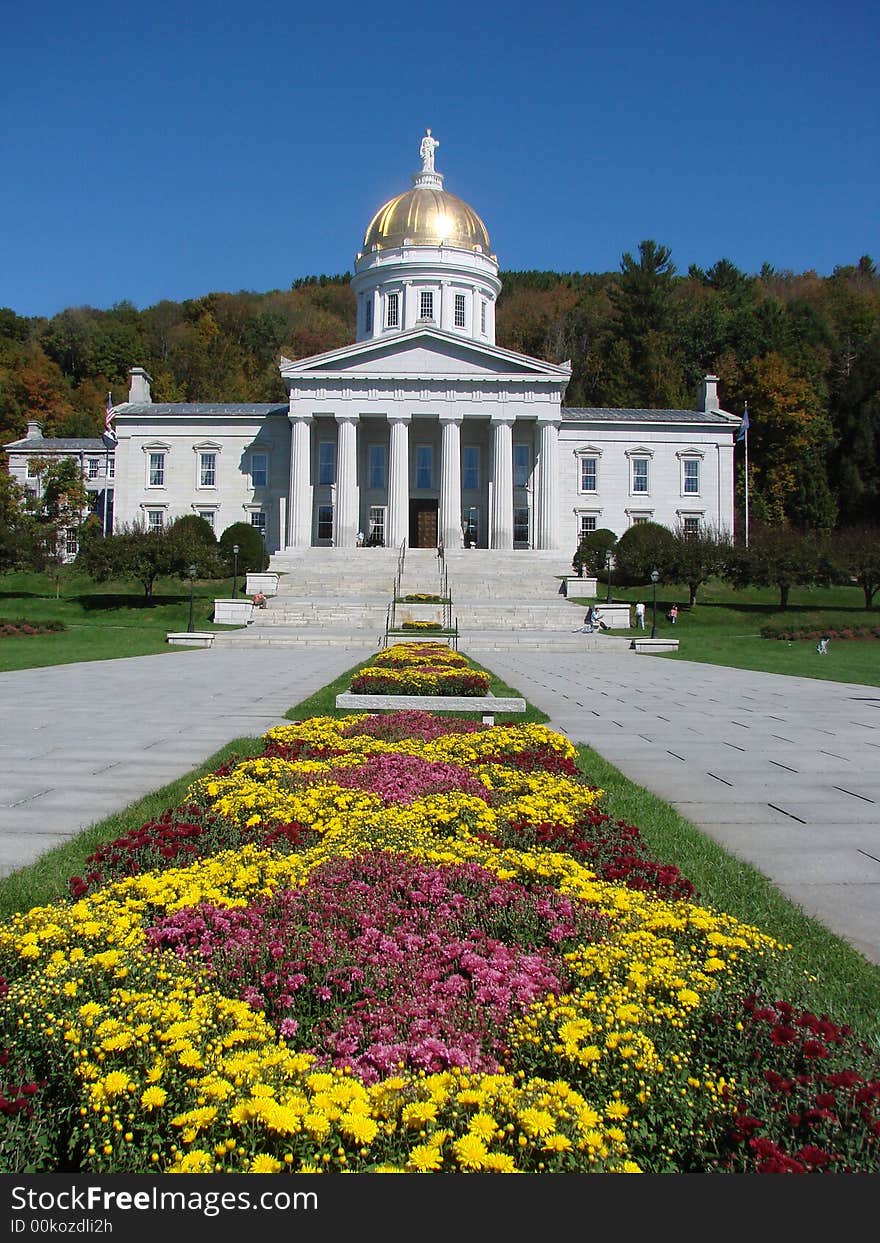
669 603 679 625
635 601 646 630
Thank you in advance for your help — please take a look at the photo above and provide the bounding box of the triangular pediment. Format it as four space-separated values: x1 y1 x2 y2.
279 328 570 381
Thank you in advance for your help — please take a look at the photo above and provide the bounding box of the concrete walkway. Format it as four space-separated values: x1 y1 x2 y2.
0 646 374 875
480 650 880 965
1 645 878 966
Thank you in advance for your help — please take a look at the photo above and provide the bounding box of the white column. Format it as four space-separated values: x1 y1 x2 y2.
439 415 463 548
490 415 514 550
387 414 411 548
287 412 313 548
334 413 359 548
536 417 561 550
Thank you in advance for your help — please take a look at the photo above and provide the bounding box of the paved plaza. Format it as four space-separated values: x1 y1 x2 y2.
0 646 878 965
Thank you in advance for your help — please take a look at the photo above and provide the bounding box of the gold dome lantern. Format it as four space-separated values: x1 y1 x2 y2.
363 187 492 255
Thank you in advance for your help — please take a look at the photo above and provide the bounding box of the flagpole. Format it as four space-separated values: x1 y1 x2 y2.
743 401 749 549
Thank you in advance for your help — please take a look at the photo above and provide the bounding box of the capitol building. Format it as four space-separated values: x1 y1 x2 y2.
7 132 740 555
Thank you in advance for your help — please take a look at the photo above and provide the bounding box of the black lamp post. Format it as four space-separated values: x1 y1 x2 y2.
650 568 659 638
605 549 613 604
232 544 239 599
187 564 197 633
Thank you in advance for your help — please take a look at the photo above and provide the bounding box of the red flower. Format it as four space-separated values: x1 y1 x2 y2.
770 1024 797 1045
802 1041 828 1059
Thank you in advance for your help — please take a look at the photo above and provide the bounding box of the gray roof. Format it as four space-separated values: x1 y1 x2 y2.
4 436 107 451
562 406 739 425
117 403 288 416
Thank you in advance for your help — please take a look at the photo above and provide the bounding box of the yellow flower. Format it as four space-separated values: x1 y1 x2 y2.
101 1071 131 1097
141 1086 168 1110
407 1143 444 1172
249 1154 283 1173
453 1134 489 1170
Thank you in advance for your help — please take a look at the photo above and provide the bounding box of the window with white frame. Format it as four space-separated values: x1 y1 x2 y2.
317 504 333 541
386 292 399 328
368 444 386 489
579 513 598 538
419 290 434 320
250 511 267 537
365 299 373 333
65 528 78 556
196 509 216 531
683 458 700 494
462 445 480 491
251 452 268 488
199 452 216 487
513 444 531 488
631 457 649 493
146 509 165 531
368 505 386 546
682 515 701 539
580 456 597 492
480 301 487 334
318 441 335 486
415 445 432 489
148 452 165 487
87 457 101 480
454 293 466 328
107 456 115 479
630 514 652 525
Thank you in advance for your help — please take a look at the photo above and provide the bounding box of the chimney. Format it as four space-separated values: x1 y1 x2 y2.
26 420 44 440
699 374 720 412
128 366 153 404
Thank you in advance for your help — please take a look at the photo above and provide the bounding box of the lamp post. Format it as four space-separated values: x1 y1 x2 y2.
187 564 197 633
650 568 659 638
605 549 613 604
232 544 239 599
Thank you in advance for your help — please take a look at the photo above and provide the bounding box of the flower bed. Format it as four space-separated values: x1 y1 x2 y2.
399 594 443 603
1 712 878 1174
399 621 443 631
0 618 66 638
762 623 880 641
350 643 488 696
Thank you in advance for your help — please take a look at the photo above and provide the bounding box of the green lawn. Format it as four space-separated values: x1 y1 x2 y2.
569 578 880 686
0 569 243 671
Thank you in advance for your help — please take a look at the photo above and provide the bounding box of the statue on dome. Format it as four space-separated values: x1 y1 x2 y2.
419 129 439 173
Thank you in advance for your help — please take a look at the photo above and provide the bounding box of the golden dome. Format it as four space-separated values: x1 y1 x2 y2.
363 187 492 255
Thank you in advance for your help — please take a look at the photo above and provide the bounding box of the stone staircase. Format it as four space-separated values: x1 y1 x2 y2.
211 546 632 652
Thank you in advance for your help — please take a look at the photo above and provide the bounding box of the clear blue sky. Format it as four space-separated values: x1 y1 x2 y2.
1 0 877 319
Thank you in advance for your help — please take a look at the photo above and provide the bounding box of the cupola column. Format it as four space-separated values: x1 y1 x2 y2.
535 416 561 550
287 412 314 548
334 414 360 548
490 414 515 550
387 414 411 548
439 415 463 549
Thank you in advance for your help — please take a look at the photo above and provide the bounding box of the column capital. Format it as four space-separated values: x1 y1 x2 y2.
287 410 314 426
489 413 516 428
439 413 463 427
334 412 360 426
536 413 562 427
387 413 412 426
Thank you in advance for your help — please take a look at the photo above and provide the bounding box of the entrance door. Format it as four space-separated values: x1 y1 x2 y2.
409 500 438 548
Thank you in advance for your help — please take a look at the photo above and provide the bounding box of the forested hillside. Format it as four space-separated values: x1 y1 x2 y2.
2 244 878 528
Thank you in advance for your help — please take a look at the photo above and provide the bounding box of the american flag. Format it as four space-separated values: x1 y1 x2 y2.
102 392 118 448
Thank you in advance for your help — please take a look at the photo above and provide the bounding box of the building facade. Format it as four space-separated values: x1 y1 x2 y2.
5 133 740 554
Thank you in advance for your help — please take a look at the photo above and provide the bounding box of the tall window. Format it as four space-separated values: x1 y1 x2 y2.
87 458 101 480
199 452 216 487
251 453 268 488
148 453 165 487
368 506 386 546
683 459 700 494
683 515 701 539
146 509 164 531
318 441 335 486
416 445 432 489
368 444 386 489
580 457 597 492
197 509 215 530
631 458 649 493
65 528 79 556
513 507 529 545
365 299 373 333
250 511 267 537
317 504 333 541
107 456 115 479
386 292 399 328
480 301 487 334
26 459 39 479
420 290 434 320
454 293 466 328
513 444 531 488
462 446 480 491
